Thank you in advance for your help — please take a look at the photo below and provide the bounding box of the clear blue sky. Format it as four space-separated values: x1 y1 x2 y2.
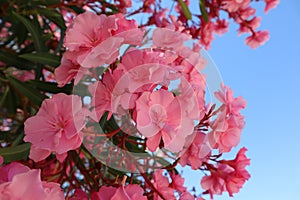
197 1 300 199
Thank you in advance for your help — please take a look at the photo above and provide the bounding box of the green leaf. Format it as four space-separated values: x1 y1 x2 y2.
0 143 30 163
31 0 60 6
7 75 47 106
10 21 28 45
5 86 18 115
199 0 209 23
0 51 32 69
38 8 66 31
0 85 9 109
12 12 46 52
178 0 192 20
68 5 85 14
28 80 72 94
19 52 61 67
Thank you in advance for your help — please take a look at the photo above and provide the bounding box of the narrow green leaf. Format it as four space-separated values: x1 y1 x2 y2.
7 75 47 106
31 0 60 6
11 131 25 147
68 6 85 14
28 80 72 94
0 51 32 69
0 85 9 109
178 0 192 20
0 143 31 163
38 8 66 31
4 86 18 115
19 52 60 67
199 0 209 23
12 12 46 52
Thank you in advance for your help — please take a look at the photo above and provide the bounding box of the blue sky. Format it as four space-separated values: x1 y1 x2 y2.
197 1 300 199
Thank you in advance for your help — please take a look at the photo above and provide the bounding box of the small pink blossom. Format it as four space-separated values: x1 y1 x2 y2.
264 0 280 14
151 170 176 200
214 84 247 116
92 184 147 200
214 19 229 35
198 21 215 50
170 172 187 193
117 49 176 93
201 148 250 198
201 172 226 198
221 147 251 177
208 84 246 153
112 14 143 45
89 69 126 120
208 112 242 153
55 53 88 87
222 148 251 196
180 132 211 170
234 7 256 23
0 162 64 199
245 30 270 49
238 17 261 35
153 27 190 51
24 93 85 162
222 0 251 13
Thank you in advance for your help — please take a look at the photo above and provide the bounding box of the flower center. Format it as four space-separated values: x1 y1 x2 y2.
149 104 167 129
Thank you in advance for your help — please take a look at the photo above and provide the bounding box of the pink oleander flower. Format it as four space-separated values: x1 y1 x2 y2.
170 172 187 193
222 0 251 13
136 90 194 152
238 17 261 35
264 0 280 14
198 21 215 50
234 7 256 23
153 27 190 51
117 49 176 93
208 84 246 152
24 93 85 162
151 170 176 200
0 162 64 200
201 169 226 198
245 30 270 49
208 111 243 153
221 147 251 177
180 132 211 170
201 148 250 198
112 14 143 45
214 19 229 35
92 184 147 200
55 53 89 87
214 84 247 116
221 148 251 196
64 11 143 68
89 69 128 120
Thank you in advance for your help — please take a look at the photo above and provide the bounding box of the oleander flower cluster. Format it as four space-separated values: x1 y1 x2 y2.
0 0 282 198
0 9 253 200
